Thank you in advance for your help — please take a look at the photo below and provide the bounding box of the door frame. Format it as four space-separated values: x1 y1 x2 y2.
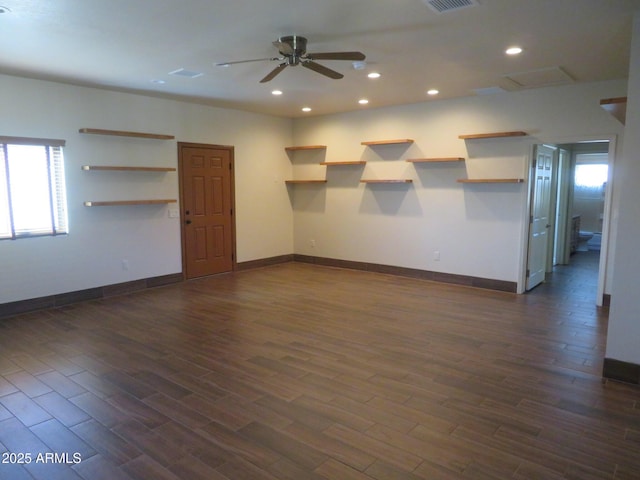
553 147 572 266
177 142 237 279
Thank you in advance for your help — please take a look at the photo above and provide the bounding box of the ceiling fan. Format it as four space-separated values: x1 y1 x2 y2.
216 35 366 83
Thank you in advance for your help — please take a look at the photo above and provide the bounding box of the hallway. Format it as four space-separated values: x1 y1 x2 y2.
531 250 602 303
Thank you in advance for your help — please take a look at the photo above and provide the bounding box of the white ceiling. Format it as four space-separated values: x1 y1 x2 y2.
0 0 638 118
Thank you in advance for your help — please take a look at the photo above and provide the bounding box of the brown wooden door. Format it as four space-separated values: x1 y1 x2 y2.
179 143 235 279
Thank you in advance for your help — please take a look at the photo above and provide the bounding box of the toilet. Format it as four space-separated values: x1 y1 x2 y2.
586 233 601 251
579 230 593 242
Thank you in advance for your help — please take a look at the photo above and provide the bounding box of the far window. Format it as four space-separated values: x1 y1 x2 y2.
0 136 68 240
575 163 608 188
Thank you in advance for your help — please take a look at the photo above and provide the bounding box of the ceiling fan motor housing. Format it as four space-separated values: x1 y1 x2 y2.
278 35 308 63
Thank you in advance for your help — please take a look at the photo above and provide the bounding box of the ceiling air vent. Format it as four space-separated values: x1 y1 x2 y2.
423 0 479 14
503 66 574 89
168 68 203 79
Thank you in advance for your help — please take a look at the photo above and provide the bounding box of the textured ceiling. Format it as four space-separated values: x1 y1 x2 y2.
0 0 638 117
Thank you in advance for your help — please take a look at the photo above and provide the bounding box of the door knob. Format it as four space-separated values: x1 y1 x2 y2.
185 220 192 225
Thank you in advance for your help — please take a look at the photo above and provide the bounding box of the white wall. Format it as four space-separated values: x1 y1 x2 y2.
606 12 640 366
0 74 293 303
0 72 630 307
292 80 627 290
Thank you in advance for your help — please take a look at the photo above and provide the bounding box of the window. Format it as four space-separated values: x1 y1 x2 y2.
0 136 68 240
574 163 608 188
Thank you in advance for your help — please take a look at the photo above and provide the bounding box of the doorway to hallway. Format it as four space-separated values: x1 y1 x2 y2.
526 139 613 306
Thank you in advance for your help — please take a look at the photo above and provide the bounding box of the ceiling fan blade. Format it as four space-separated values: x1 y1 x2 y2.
259 63 288 83
301 61 344 79
216 57 280 66
306 51 366 61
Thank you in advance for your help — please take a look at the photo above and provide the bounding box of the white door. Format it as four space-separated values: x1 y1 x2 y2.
526 144 555 290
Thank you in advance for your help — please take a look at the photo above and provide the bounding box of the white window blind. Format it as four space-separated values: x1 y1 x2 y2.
0 136 68 240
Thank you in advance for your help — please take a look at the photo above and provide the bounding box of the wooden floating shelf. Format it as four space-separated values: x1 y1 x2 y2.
284 180 327 184
456 178 524 184
407 157 464 163
360 179 413 184
320 161 366 166
285 145 327 152
600 96 626 125
361 139 414 146
458 131 527 140
79 128 175 140
82 165 176 172
84 199 177 207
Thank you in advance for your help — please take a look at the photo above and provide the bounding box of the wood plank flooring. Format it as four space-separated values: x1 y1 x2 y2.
1 251 639 479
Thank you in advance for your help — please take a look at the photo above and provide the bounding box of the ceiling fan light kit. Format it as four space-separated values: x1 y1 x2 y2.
217 35 366 83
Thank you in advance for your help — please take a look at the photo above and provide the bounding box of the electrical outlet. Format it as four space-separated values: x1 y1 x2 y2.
122 259 129 271
310 239 316 248
433 250 440 261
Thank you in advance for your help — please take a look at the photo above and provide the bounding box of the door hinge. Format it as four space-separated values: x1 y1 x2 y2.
526 269 530 277
230 208 233 215
530 215 533 223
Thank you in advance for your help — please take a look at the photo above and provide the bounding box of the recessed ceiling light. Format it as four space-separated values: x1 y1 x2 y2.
302 107 312 112
271 90 283 96
427 89 439 95
506 46 523 55
151 79 166 85
368 72 381 79
358 99 369 105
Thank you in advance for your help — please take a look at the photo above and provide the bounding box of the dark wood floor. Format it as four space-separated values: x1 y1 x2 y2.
1 251 639 479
